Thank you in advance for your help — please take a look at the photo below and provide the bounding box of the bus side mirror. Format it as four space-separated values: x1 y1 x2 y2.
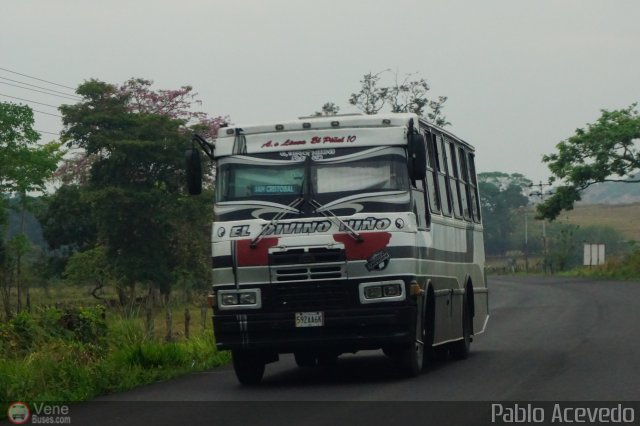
408 133 426 180
185 148 202 195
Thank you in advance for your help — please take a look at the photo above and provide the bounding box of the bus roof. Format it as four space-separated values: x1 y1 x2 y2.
212 113 474 157
217 113 419 138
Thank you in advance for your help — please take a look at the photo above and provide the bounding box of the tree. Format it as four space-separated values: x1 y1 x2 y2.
478 172 531 255
1 102 63 315
54 78 227 185
314 102 340 116
349 70 450 126
58 79 223 304
1 103 63 194
538 104 640 220
349 71 389 115
63 246 110 300
39 185 97 256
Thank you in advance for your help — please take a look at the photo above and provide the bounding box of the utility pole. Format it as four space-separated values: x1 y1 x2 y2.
529 181 553 274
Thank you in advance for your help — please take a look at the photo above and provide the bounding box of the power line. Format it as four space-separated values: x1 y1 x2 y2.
0 92 60 109
0 66 75 91
0 80 80 101
33 109 63 118
35 129 61 136
0 76 81 99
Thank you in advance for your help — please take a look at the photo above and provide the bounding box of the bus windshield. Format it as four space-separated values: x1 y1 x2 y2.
215 147 409 204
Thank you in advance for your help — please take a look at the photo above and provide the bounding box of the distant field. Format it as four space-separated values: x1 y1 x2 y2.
562 202 640 242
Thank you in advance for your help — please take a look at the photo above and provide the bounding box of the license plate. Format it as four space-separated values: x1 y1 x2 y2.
295 311 324 328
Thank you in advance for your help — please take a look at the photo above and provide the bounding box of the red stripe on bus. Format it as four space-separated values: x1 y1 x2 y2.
236 238 279 266
333 232 391 261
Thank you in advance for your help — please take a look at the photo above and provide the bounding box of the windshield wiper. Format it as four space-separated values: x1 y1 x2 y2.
249 197 304 248
302 155 362 243
308 198 363 243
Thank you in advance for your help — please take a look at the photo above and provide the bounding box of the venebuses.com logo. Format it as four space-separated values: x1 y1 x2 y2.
6 401 72 424
7 402 30 425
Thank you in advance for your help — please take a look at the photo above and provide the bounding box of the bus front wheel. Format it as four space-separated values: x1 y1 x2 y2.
450 295 472 360
394 313 425 377
232 350 266 385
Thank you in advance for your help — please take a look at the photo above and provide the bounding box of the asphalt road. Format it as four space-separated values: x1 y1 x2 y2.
46 276 640 425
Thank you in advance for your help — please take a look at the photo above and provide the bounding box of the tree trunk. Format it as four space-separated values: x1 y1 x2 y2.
91 281 105 300
15 253 22 314
26 286 31 313
116 284 128 306
16 199 26 314
0 275 11 321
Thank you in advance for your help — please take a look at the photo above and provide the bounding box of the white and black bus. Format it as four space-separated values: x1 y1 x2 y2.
186 113 488 384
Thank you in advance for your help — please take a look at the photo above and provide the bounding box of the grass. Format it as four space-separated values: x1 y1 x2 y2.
559 249 640 280
561 202 640 242
7 283 214 341
0 294 230 414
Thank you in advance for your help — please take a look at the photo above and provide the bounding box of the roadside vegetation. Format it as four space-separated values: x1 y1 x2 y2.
0 301 229 408
479 172 636 276
559 248 640 280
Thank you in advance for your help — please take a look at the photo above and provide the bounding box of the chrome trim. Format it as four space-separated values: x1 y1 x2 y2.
217 288 262 310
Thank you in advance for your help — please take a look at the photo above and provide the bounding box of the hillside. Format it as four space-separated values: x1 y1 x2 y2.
578 175 640 205
559 203 640 242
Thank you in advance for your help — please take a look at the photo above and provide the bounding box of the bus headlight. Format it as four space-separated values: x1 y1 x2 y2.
359 281 405 304
239 292 257 305
364 286 383 299
383 284 402 297
217 289 262 310
221 293 238 306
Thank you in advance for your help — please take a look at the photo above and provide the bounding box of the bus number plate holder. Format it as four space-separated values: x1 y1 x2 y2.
295 312 324 328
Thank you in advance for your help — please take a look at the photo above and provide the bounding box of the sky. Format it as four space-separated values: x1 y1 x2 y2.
2 0 639 184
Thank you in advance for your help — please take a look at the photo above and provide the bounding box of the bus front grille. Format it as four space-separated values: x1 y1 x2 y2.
269 246 347 282
274 281 349 310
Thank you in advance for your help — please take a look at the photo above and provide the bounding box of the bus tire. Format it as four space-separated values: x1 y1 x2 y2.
317 352 339 366
451 295 471 360
434 345 449 362
395 314 424 377
232 350 266 385
422 287 436 368
294 352 318 368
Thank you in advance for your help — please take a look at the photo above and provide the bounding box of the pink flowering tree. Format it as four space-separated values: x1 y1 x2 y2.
55 78 227 185
43 79 227 301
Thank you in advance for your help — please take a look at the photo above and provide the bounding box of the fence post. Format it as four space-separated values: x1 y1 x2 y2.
165 309 173 342
200 304 207 332
145 306 154 338
184 308 191 339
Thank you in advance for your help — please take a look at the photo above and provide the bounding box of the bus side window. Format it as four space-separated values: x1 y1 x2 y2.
435 135 452 216
445 139 463 219
425 132 441 214
412 180 429 229
457 146 472 221
467 152 482 222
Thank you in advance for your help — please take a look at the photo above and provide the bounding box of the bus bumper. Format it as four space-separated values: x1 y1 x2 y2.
213 305 416 353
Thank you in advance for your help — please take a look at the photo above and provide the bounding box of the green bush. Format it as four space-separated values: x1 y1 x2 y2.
0 309 228 406
566 248 640 280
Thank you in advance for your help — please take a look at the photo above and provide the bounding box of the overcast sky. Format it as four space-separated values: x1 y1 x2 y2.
2 0 639 183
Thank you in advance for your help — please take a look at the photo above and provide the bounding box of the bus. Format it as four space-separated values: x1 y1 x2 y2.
186 113 488 384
